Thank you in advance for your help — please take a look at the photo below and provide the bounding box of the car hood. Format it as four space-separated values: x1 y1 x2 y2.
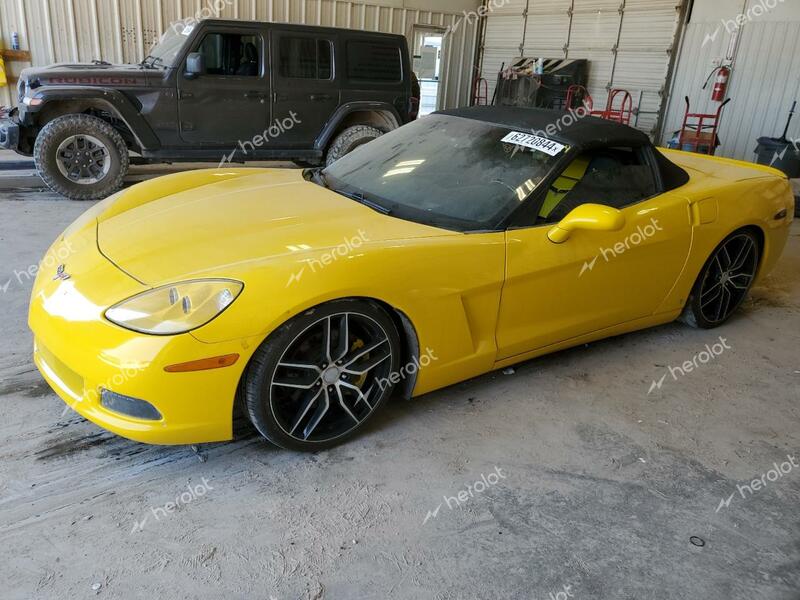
21 62 152 87
96 169 453 285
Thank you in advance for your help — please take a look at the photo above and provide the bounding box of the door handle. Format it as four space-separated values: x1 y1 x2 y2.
309 93 332 102
179 91 193 99
273 92 289 102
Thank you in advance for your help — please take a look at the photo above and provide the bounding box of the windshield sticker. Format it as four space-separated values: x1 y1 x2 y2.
501 132 566 157
181 24 195 36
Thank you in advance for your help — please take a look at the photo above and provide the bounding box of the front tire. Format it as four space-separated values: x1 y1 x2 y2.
325 125 383 166
34 114 129 200
680 229 760 329
244 299 402 451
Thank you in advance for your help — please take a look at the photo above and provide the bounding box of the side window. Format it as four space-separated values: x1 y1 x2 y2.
279 37 334 79
196 33 260 77
318 40 332 79
540 147 658 223
346 42 402 82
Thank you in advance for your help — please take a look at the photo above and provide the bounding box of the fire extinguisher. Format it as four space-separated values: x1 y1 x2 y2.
704 66 731 103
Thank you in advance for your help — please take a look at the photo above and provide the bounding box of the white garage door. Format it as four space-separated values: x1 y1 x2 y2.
480 0 685 137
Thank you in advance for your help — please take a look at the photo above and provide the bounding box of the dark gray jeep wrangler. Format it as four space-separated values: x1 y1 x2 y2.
0 19 416 200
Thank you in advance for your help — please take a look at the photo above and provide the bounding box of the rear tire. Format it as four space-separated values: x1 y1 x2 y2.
325 125 383 166
680 229 760 329
244 299 402 451
34 114 129 200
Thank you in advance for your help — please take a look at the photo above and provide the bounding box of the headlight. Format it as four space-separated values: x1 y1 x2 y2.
105 279 243 335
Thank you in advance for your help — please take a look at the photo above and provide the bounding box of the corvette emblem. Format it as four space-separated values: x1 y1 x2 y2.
53 264 71 281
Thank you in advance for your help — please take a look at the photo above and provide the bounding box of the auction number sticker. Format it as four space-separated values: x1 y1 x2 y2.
501 131 566 157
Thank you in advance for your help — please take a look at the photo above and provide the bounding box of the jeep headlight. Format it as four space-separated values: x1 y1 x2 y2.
105 279 243 335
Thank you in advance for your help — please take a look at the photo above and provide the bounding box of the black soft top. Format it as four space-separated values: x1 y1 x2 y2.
438 106 652 151
437 106 689 191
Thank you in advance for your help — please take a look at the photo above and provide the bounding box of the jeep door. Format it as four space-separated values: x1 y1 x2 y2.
177 24 270 146
270 30 339 146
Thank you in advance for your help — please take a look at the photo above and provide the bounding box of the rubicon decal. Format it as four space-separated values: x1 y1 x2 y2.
47 76 143 86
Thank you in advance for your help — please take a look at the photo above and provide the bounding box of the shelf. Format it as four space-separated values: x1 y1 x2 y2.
1 49 31 62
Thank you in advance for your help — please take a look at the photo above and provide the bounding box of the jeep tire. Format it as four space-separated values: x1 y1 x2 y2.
34 114 129 201
325 125 384 166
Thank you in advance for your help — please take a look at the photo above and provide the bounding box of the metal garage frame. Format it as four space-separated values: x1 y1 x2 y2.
479 0 689 138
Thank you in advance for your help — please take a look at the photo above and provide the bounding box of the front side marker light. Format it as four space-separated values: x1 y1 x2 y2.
164 354 240 373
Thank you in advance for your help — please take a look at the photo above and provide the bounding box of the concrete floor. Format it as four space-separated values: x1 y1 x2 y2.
0 170 799 600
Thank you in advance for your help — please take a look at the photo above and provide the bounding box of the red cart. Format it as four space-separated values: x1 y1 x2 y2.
677 96 731 155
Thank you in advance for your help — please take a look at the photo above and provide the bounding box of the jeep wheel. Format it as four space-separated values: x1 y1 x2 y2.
325 125 383 166
34 114 129 200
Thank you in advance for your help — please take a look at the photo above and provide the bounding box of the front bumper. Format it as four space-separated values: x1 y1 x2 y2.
0 117 20 150
28 228 260 445
31 331 251 445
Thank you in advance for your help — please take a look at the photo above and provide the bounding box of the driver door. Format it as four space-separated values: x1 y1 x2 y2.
495 146 692 360
178 25 270 145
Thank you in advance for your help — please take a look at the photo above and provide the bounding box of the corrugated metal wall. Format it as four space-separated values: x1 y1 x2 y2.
662 2 800 160
0 0 480 110
479 0 685 138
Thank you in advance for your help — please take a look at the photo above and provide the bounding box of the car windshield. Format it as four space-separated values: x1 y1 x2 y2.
321 114 568 231
143 26 192 68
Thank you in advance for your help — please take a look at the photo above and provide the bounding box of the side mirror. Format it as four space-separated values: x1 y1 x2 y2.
547 204 626 244
184 52 205 79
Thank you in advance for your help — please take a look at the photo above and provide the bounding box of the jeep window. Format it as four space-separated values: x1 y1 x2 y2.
321 114 566 232
197 33 261 77
279 37 333 79
143 28 190 68
346 42 402 82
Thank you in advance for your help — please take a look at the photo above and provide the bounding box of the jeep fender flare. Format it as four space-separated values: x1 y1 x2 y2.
315 102 402 152
28 87 160 150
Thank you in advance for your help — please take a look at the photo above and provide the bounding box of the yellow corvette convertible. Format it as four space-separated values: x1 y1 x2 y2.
30 107 794 450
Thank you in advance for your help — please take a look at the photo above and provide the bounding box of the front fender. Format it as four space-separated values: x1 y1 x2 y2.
24 86 161 149
191 232 507 397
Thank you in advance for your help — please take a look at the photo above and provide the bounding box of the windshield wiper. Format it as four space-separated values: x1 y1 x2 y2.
334 189 392 215
309 169 392 215
140 55 165 69
305 167 328 187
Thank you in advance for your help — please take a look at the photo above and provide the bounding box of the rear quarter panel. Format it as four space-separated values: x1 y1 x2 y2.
657 174 794 314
